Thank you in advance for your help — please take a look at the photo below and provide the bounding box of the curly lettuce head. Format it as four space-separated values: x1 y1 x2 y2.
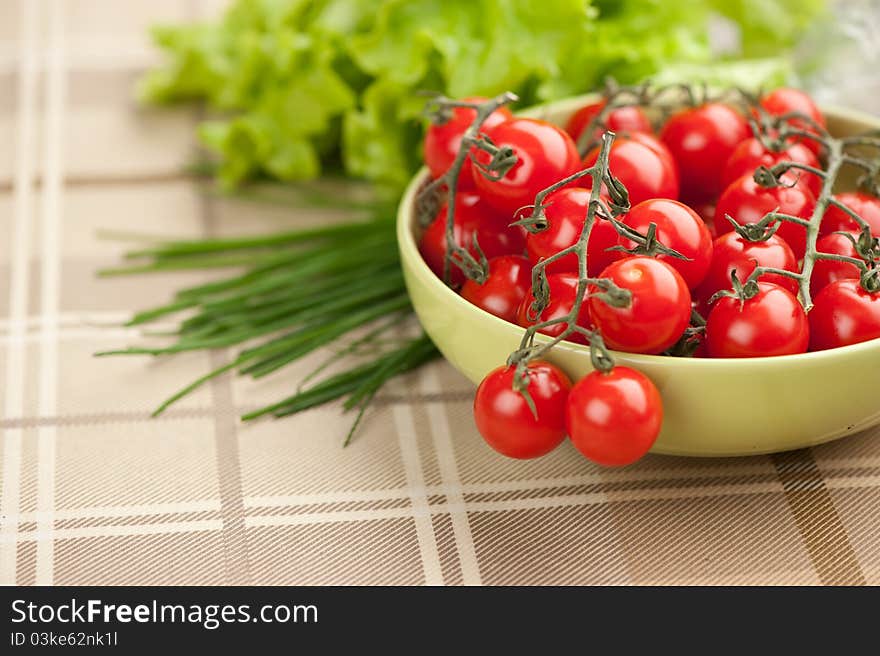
140 0 826 190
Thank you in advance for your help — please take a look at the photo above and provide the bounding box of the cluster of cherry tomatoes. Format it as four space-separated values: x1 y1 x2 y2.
419 87 880 466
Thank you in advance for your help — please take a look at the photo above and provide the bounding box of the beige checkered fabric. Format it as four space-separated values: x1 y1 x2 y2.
1 0 879 587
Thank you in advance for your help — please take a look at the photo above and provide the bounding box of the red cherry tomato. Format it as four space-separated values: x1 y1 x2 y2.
810 232 869 297
565 367 663 467
721 137 822 198
617 198 714 289
516 272 592 345
419 193 526 286
474 360 572 459
706 282 809 357
696 231 799 305
809 279 880 351
582 133 679 206
472 118 581 217
714 174 816 259
565 100 653 144
760 88 826 157
423 97 512 190
660 103 750 203
524 187 620 277
820 191 880 237
588 257 691 354
690 200 718 236
461 255 532 323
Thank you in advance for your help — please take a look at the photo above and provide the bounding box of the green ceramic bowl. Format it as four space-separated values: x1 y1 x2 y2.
398 95 880 457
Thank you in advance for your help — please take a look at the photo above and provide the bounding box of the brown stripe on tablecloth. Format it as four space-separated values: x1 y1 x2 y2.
201 189 251 585
772 449 866 586
0 391 472 430
55 510 223 530
463 473 781 504
431 513 464 586
16 540 36 586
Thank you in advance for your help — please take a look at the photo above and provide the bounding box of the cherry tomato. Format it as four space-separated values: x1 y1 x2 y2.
565 100 653 144
696 231 799 305
809 279 880 351
582 133 679 206
714 173 816 259
423 97 512 190
810 232 869 297
690 200 718 236
760 88 826 157
474 360 572 459
566 367 663 467
660 103 750 203
460 255 532 323
588 257 691 354
617 198 714 289
472 118 581 217
721 137 822 198
820 191 880 237
706 282 809 357
516 272 592 345
524 187 620 277
419 193 526 286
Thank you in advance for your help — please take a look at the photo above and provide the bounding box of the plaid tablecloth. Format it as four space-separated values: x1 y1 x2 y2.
1 0 879 587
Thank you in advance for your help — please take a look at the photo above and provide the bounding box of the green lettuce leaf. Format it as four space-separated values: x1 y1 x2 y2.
141 0 827 191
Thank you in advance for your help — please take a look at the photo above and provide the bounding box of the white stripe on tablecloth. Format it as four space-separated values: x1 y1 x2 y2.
390 380 444 585
420 367 483 585
34 0 67 585
0 0 40 586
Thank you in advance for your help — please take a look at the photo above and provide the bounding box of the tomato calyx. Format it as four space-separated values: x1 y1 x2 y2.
709 269 762 309
608 219 691 261
469 134 518 182
722 211 782 243
861 267 880 294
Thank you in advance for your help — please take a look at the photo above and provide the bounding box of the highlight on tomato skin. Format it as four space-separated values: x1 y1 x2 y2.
659 102 750 204
582 134 679 206
588 257 692 355
472 117 581 218
473 361 572 460
617 198 714 290
565 367 663 467
565 100 653 144
460 255 532 323
808 280 880 352
706 282 809 358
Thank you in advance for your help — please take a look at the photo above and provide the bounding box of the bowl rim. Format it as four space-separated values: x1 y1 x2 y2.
397 95 880 368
